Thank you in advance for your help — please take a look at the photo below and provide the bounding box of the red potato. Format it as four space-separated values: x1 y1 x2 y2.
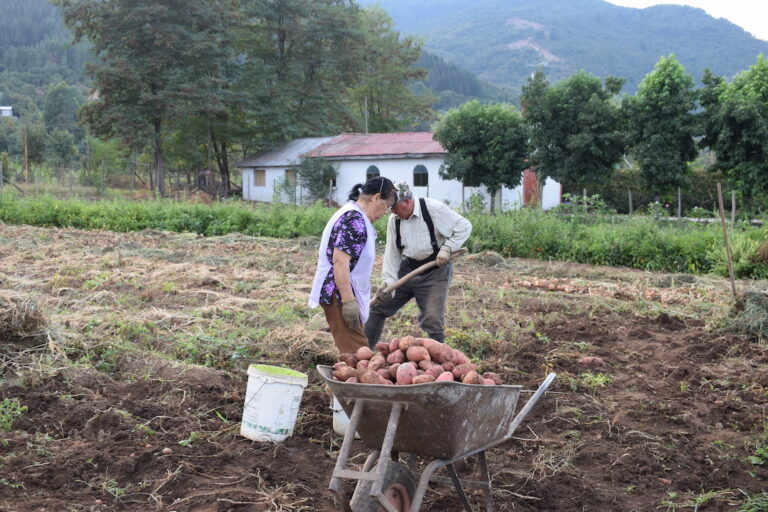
368 354 386 372
388 363 400 379
356 360 369 370
338 353 358 367
386 349 406 365
396 362 417 385
436 371 454 382
462 370 483 385
417 338 438 350
416 369 425 376
355 346 374 361
406 346 430 363
442 362 455 372
346 377 358 383
578 356 605 366
426 342 455 364
452 363 477 380
333 361 348 371
358 369 389 385
482 372 503 385
426 365 445 378
375 342 391 356
412 374 435 384
376 369 392 381
418 360 439 371
389 338 401 352
382 380 394 385
482 378 496 386
332 366 358 381
398 335 421 352
453 350 470 366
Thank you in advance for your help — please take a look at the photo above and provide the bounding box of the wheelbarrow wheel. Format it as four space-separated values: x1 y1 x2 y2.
350 461 415 512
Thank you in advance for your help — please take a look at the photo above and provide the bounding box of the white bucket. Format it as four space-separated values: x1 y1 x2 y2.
240 364 308 442
330 396 360 438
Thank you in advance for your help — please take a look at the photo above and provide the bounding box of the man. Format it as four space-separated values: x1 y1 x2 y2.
364 182 472 346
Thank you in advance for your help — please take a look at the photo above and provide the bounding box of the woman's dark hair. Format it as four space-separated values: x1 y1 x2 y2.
348 176 397 202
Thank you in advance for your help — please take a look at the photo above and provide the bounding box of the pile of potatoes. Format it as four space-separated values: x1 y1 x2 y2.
331 335 502 386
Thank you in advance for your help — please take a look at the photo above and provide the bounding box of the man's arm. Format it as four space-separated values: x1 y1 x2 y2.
432 201 472 253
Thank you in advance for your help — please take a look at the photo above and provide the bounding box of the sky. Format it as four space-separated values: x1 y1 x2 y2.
605 0 768 41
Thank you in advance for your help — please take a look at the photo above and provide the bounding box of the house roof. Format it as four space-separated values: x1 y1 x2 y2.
305 132 446 160
236 137 334 168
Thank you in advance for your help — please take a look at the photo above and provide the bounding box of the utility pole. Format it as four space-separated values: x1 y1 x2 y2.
23 126 30 184
364 96 369 134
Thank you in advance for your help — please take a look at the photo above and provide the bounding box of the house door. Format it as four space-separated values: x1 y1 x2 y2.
523 169 539 206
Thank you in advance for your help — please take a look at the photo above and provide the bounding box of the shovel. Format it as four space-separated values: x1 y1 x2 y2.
370 248 467 307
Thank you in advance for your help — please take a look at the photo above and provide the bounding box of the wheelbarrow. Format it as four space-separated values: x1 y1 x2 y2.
317 365 556 512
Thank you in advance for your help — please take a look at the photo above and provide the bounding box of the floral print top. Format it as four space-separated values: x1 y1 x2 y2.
319 210 368 304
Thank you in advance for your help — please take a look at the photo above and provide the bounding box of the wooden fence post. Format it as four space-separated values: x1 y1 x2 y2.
717 183 737 297
628 190 633 215
677 187 682 218
731 190 736 225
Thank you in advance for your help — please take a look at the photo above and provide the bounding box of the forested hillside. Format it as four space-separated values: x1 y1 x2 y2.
360 0 768 93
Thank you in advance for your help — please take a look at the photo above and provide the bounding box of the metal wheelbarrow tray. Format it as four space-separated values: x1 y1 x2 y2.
317 365 556 512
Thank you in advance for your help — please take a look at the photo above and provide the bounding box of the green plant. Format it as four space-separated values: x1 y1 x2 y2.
0 398 27 431
579 372 612 390
739 492 768 512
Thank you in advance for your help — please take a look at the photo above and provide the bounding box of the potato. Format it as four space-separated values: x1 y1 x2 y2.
442 362 455 372
386 349 405 365
387 363 400 379
376 369 393 381
453 350 470 366
346 377 358 383
436 371 454 382
332 366 358 382
396 362 417 385
368 354 386 372
462 370 483 385
418 360 439 371
356 360 369 370
412 374 435 384
426 365 444 378
426 342 455 364
417 337 438 350
452 363 477 380
355 346 374 361
398 335 421 352
358 369 389 385
333 361 348 371
482 378 496 386
482 372 503 385
375 342 391 356
389 337 401 352
338 353 358 367
406 346 430 363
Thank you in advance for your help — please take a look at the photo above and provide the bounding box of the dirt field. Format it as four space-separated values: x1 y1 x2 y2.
0 224 766 512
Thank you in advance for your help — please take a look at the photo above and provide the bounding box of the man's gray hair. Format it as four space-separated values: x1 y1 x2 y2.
395 182 412 203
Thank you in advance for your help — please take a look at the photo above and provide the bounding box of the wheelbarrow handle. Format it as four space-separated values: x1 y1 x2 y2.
370 248 467 307
505 372 556 439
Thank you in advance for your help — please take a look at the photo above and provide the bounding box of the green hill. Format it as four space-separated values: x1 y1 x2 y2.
361 0 768 93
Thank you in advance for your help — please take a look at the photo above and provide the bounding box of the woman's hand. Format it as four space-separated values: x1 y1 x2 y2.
341 298 361 329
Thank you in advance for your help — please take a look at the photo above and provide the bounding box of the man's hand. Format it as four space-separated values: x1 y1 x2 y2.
341 298 361 329
436 246 451 267
374 283 393 304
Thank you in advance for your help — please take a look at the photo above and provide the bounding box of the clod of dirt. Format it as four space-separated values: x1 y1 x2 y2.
0 290 48 342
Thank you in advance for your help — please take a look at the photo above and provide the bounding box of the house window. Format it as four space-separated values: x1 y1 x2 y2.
285 169 297 186
413 165 428 187
366 165 380 181
255 169 266 187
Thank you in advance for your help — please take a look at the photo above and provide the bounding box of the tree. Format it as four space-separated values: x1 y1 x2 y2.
623 55 697 199
43 81 83 140
296 157 338 204
521 69 625 192
346 7 434 132
699 55 768 204
56 0 238 197
47 129 78 171
433 100 528 213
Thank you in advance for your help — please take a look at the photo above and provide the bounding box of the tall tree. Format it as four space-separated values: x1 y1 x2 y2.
347 7 433 132
56 0 237 196
521 69 625 192
433 100 528 213
623 55 697 199
699 56 768 204
43 81 83 140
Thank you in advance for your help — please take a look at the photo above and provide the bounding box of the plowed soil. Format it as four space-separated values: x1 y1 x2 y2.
0 224 766 511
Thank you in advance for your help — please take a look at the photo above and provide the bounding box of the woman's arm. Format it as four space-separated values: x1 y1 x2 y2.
332 248 355 302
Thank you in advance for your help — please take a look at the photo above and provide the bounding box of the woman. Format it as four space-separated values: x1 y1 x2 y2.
308 177 398 353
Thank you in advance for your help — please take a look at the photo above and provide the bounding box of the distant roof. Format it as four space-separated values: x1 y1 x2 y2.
236 137 334 168
305 132 446 160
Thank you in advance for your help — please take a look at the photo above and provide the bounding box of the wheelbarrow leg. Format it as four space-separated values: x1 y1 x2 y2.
477 451 493 512
329 399 365 512
446 463 474 512
369 402 403 512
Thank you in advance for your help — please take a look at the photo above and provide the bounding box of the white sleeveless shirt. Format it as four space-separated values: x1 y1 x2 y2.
308 201 377 323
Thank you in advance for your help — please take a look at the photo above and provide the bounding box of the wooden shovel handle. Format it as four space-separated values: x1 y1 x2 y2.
370 248 467 307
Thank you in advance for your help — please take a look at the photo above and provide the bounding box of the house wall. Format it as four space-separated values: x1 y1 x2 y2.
241 157 561 211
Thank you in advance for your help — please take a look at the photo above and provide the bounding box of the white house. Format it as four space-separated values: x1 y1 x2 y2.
236 132 561 211
0 106 13 118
